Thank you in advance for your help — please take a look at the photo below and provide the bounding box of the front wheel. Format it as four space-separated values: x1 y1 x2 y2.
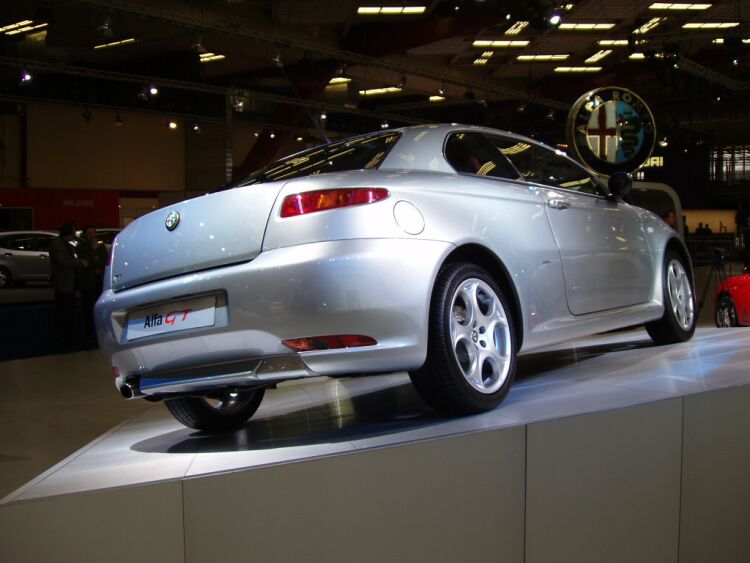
164 387 265 432
645 250 696 344
409 262 516 416
715 295 739 327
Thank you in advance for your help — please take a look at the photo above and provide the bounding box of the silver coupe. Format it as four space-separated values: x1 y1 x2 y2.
95 124 696 431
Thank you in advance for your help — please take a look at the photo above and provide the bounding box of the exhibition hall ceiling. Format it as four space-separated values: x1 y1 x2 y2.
1 0 750 144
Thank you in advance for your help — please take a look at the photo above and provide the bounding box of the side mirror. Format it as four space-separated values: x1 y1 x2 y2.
608 172 633 200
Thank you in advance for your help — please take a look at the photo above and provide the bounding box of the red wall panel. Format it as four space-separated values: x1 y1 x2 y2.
0 188 119 230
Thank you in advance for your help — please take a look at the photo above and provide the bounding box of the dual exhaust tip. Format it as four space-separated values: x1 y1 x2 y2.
120 379 143 399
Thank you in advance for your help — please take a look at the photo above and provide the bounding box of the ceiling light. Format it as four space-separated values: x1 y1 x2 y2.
629 52 647 59
683 22 740 29
381 120 389 129
269 131 276 139
296 136 304 142
253 131 259 137
473 40 529 47
320 110 327 120
438 85 445 96
358 86 402 96
192 123 201 133
598 39 629 46
429 95 445 102
199 52 226 63
546 110 556 120
559 23 616 30
148 84 158 96
357 6 426 15
505 21 529 35
481 51 494 58
168 120 178 130
649 3 711 9
713 38 750 44
585 50 612 63
19 68 32 84
517 54 569 61
328 77 351 84
473 58 488 65
98 19 113 37
516 102 527 112
549 13 563 26
0 20 33 33
658 136 669 147
5 22 48 36
94 37 136 50
634 17 665 34
554 66 603 72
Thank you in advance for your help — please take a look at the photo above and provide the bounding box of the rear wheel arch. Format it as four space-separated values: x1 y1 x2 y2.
441 244 523 351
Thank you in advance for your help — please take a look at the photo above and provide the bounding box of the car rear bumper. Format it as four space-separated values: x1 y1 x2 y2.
95 238 452 397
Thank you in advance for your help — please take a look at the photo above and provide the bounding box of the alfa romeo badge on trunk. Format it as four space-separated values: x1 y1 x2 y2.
165 211 180 231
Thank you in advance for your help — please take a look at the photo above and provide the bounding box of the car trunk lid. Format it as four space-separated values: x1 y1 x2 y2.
110 184 280 292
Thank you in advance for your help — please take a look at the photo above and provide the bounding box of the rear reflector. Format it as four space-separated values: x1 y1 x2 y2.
112 366 120 378
280 188 389 218
282 334 377 352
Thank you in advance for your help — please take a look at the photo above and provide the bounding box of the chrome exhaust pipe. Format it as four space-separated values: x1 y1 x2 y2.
120 379 144 399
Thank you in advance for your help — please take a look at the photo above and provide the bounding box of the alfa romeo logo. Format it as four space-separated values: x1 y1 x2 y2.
165 211 180 231
566 86 656 175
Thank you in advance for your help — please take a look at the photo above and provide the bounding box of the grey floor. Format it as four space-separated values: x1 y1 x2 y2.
2 326 749 504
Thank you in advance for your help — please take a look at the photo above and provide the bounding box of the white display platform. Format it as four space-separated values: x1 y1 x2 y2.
2 327 750 563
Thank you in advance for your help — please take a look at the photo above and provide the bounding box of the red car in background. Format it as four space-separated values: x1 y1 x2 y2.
716 271 750 327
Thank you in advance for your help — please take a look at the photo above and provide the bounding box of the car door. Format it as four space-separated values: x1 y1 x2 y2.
1 234 45 281
493 138 653 316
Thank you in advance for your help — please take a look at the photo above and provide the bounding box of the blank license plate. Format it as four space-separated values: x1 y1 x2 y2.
126 296 216 341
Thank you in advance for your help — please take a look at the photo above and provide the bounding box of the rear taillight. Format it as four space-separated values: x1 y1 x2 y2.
280 188 389 218
282 334 377 352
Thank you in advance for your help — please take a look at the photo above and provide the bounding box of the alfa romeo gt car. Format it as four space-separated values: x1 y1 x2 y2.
715 270 750 327
95 124 696 432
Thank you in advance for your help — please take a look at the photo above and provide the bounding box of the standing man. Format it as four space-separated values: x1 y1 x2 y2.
49 223 87 350
76 225 108 347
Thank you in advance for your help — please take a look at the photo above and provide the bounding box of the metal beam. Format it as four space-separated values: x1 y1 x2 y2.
0 56 429 125
59 0 570 110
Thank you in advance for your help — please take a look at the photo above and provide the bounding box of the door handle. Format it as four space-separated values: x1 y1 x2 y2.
3 253 12 257
547 199 571 210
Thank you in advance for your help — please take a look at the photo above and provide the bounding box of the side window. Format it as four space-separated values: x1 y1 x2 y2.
490 137 605 196
444 133 520 180
35 235 54 252
3 235 37 251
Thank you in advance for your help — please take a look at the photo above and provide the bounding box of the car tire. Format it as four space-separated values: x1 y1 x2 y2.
0 267 12 289
164 387 265 431
715 295 739 327
409 262 516 415
645 249 697 344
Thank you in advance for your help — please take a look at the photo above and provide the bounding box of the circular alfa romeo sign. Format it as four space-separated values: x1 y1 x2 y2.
566 86 656 175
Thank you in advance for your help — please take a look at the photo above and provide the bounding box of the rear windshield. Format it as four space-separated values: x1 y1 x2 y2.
234 131 401 187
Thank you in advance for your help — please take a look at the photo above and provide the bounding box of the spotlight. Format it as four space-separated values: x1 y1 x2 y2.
658 136 669 148
516 102 527 113
296 136 304 142
192 122 201 133
191 36 207 54
253 131 259 137
381 120 389 129
478 98 488 107
269 131 276 139
398 73 406 88
546 109 555 120
732 58 739 67
438 85 445 96
19 68 32 84
98 19 113 37
272 53 283 68
148 84 159 96
320 110 327 120
548 12 562 26
168 120 178 130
